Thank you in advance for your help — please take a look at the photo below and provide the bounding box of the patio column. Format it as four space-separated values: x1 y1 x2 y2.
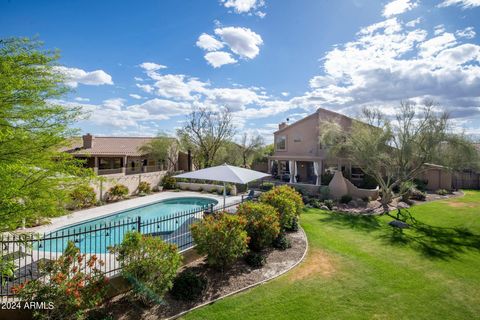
122 156 127 174
289 160 297 183
93 156 98 174
314 161 321 185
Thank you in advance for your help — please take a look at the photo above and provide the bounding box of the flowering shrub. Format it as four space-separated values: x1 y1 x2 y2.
110 231 181 305
260 185 304 231
107 184 129 201
191 213 249 270
69 185 97 209
13 241 108 320
161 175 177 190
237 202 280 251
137 181 151 195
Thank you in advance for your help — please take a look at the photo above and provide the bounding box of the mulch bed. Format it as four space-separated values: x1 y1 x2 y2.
100 230 307 320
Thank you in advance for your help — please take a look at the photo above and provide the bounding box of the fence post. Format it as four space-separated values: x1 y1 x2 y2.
137 216 141 233
241 194 244 203
99 180 103 202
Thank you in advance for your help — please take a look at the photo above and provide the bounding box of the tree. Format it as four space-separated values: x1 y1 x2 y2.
177 108 235 168
139 135 179 171
0 38 91 230
320 101 477 208
238 133 264 167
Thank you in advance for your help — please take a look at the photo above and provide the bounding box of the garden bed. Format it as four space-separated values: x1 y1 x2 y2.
101 229 307 320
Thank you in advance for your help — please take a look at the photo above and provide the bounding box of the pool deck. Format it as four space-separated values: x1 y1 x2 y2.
23 191 244 235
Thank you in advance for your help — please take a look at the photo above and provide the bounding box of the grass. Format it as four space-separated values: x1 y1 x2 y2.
182 190 480 320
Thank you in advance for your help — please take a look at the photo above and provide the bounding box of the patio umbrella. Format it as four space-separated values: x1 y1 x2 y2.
174 164 270 208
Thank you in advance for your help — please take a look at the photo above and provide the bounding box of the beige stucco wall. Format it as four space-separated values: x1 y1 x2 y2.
328 171 379 200
419 168 452 190
176 182 237 195
92 171 168 201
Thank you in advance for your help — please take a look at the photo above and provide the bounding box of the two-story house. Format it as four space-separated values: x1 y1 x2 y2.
268 108 453 191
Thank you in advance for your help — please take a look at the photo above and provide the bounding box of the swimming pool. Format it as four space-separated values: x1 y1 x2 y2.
35 197 218 253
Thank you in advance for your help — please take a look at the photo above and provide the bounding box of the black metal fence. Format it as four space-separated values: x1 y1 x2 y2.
0 195 253 299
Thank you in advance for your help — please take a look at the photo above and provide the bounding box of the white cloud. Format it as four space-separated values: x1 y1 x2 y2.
146 73 209 100
136 83 154 94
54 66 113 87
74 97 90 102
129 94 143 99
204 87 263 111
405 17 422 27
419 33 457 57
204 51 237 68
383 0 418 17
103 98 125 111
434 24 446 35
456 26 476 39
134 77 144 81
222 0 265 14
287 16 480 125
281 92 290 97
438 0 480 9
139 62 167 71
214 27 263 59
196 33 224 51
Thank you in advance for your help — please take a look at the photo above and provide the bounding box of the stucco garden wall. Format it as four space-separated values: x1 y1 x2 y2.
328 171 379 200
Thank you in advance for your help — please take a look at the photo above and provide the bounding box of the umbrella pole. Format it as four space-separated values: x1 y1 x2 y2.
223 182 226 209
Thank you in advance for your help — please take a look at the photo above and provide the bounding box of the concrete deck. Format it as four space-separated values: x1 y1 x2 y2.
24 191 244 235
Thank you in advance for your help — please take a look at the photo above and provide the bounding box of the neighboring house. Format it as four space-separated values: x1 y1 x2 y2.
268 108 453 191
63 134 190 175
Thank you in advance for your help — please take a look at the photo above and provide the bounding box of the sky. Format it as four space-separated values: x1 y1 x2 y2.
1 0 480 143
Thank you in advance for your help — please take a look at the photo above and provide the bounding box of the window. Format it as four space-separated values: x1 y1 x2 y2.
293 135 302 143
276 136 286 150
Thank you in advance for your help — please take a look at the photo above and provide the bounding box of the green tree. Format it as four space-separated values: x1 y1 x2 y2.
0 37 91 230
177 108 235 168
320 101 477 208
139 135 179 171
238 133 264 167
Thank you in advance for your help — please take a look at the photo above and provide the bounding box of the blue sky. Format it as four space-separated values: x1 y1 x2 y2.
1 0 480 142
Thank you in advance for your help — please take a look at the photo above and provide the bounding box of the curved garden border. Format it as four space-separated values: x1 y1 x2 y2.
167 227 309 320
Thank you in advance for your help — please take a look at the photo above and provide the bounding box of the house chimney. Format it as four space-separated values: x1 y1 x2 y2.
82 133 94 149
278 122 288 130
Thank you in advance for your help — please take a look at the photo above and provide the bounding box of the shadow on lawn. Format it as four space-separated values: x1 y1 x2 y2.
319 210 480 260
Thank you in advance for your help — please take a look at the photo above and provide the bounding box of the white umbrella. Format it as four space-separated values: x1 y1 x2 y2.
174 164 270 208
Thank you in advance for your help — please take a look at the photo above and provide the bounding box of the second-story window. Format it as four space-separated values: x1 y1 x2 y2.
276 135 286 150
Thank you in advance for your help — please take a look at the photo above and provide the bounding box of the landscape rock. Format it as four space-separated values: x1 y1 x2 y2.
389 220 410 229
396 202 410 209
320 205 330 211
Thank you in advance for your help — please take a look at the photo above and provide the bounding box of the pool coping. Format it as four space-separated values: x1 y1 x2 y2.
20 191 244 235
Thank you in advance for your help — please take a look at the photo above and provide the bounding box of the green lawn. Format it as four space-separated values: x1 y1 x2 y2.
183 190 480 320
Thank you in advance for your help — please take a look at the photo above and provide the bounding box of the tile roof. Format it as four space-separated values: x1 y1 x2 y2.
64 136 157 157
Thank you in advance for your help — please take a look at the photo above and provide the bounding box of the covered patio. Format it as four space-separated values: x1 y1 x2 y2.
267 156 361 186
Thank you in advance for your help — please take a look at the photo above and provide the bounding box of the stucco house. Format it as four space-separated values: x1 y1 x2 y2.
268 108 453 191
63 134 190 175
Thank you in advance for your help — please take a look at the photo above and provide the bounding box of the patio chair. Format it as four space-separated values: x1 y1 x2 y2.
246 189 255 200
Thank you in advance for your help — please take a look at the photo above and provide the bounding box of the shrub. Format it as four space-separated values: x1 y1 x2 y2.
244 252 266 268
226 184 234 195
110 231 182 304
410 188 427 201
161 175 177 190
137 181 151 195
69 185 96 209
191 213 249 270
13 241 108 320
170 270 207 301
217 187 224 195
413 178 428 192
436 189 449 196
310 199 323 209
340 194 352 204
321 172 334 185
288 216 299 232
323 199 335 210
107 184 129 201
237 202 280 251
319 186 330 200
260 192 297 230
260 182 275 191
272 233 291 250
260 185 304 230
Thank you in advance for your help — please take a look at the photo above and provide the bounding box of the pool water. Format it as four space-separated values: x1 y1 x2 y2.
35 197 217 253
